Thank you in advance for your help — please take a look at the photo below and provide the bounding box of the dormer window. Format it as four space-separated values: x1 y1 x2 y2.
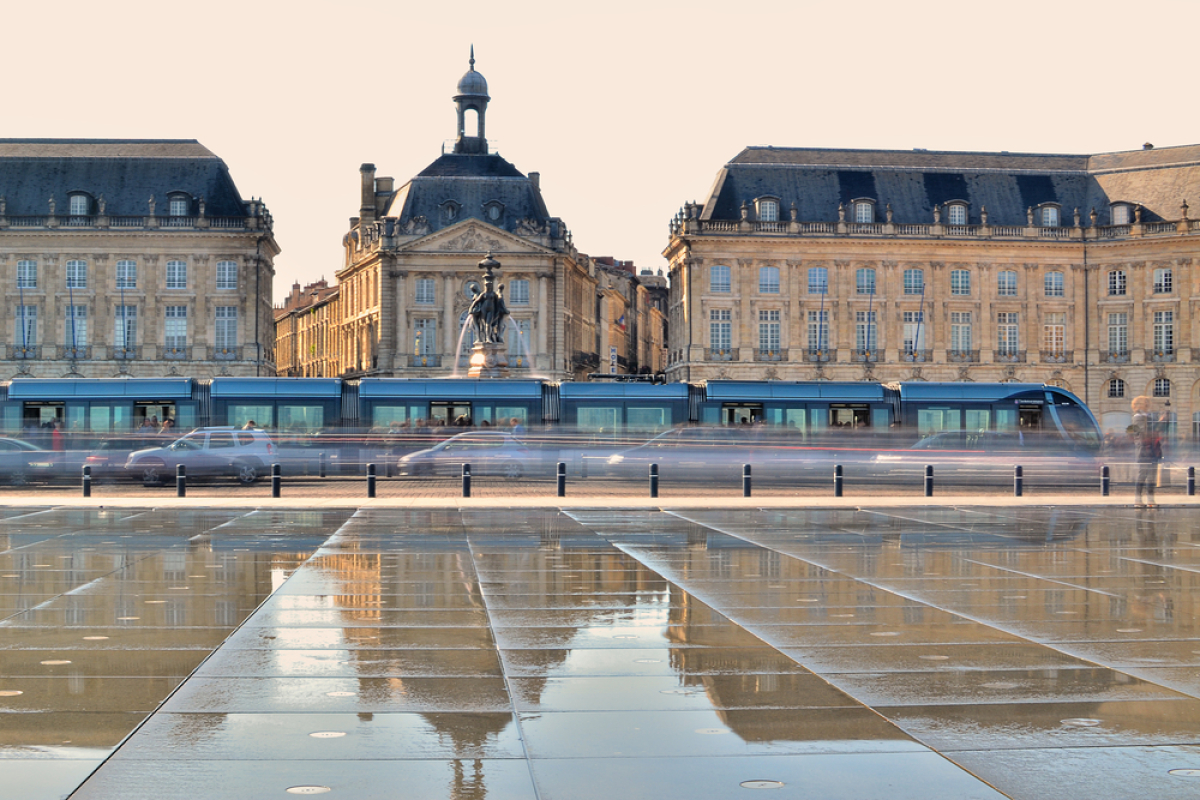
440 200 462 222
852 199 875 223
1111 203 1131 225
756 197 780 222
1039 204 1061 227
68 193 90 216
168 197 188 217
482 200 505 223
946 202 968 226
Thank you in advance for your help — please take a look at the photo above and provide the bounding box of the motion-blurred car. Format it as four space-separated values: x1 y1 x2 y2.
397 430 534 479
871 429 1098 486
603 426 846 480
125 427 275 486
0 437 60 485
84 435 176 481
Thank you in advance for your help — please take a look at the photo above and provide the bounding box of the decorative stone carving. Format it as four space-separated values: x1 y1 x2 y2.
957 365 973 382
402 216 431 235
442 226 502 252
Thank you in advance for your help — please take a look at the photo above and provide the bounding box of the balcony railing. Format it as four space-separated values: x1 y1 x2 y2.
0 215 257 230
1040 350 1072 363
948 350 979 363
113 347 139 360
408 354 441 368
8 345 40 359
899 349 932 362
853 349 883 363
163 346 189 360
705 348 735 361
59 346 91 360
1101 350 1130 363
804 349 832 363
211 347 240 361
993 350 1026 363
1151 349 1176 363
754 348 786 362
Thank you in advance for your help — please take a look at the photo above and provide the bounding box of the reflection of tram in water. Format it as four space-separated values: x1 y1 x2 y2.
0 376 1100 445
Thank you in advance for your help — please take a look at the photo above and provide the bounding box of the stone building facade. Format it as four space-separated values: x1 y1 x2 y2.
665 144 1200 438
0 139 278 378
326 56 602 382
594 257 668 377
275 279 339 377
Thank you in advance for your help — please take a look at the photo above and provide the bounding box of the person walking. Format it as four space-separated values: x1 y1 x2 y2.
1131 395 1161 509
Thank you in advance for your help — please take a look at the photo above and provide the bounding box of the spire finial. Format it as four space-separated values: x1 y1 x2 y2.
469 44 475 71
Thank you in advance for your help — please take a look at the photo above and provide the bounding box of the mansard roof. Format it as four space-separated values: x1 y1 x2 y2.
0 138 250 217
384 152 552 233
703 144 1200 226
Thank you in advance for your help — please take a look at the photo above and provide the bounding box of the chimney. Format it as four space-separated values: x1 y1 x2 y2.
529 172 540 191
360 163 376 222
1144 142 1155 150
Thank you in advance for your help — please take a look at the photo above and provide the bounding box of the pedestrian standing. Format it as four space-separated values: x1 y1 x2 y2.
1131 395 1161 509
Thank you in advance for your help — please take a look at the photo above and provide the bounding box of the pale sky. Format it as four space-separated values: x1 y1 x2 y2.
8 0 1197 303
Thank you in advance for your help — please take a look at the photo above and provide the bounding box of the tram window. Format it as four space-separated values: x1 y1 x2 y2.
830 406 870 428
871 408 890 429
809 409 827 433
2 406 20 434
917 407 961 434
628 406 670 433
279 405 324 433
175 405 197 431
231 405 272 429
965 409 991 432
996 409 1017 432
578 407 619 433
495 406 527 427
372 406 426 428
1018 406 1042 430
1053 404 1101 448
431 402 472 426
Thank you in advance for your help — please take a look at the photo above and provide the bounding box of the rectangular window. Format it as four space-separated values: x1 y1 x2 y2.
758 309 780 351
1154 268 1173 294
413 318 436 355
710 308 732 351
997 312 1019 354
69 195 89 216
114 305 137 350
509 279 530 305
116 260 137 289
758 266 780 294
169 197 188 217
216 260 237 290
855 202 873 223
166 260 187 290
947 204 967 225
1108 313 1128 353
1043 312 1065 355
1154 310 1174 353
65 305 87 347
903 310 925 352
758 200 778 222
947 269 969 296
710 265 731 293
215 306 237 351
1108 270 1126 296
164 306 187 352
950 311 972 353
807 310 828 352
16 305 36 347
903 269 924 295
997 270 1017 296
66 259 87 289
1042 207 1059 227
1044 271 1064 297
507 318 531 356
856 268 876 295
17 260 36 289
855 310 877 352
807 267 828 295
415 278 436 304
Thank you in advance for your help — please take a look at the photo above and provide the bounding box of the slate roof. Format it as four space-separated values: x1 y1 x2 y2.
0 139 250 217
703 144 1200 226
384 152 552 233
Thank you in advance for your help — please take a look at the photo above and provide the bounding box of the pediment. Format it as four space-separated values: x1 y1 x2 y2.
400 221 550 255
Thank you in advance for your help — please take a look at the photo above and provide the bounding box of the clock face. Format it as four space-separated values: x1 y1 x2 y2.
464 280 481 298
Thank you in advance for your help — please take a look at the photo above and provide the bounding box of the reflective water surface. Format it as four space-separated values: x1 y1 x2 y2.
2 505 1198 798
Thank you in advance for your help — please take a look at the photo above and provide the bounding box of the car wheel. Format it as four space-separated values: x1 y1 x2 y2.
235 461 260 485
9 467 29 487
502 460 523 480
141 466 162 487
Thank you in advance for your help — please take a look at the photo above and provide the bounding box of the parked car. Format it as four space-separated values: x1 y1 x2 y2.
83 435 175 481
397 430 535 479
125 427 275 486
0 437 60 485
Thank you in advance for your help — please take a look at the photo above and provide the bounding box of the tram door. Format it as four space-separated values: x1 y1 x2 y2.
829 404 871 429
1018 403 1043 431
21 402 63 434
721 403 763 426
430 401 473 426
134 402 177 430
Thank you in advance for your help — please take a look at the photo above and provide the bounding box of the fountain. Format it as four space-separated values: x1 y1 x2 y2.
466 253 511 378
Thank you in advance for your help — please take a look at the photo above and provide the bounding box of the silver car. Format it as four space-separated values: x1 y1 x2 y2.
397 430 534 479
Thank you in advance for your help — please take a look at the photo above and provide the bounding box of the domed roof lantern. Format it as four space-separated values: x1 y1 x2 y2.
453 46 490 154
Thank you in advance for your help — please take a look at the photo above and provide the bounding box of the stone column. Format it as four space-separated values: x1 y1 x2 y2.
537 274 549 365
443 274 455 359
394 271 406 372
599 294 610 373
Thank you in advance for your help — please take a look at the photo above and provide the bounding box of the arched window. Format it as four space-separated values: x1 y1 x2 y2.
997 270 1018 296
807 267 827 295
757 199 779 222
1111 204 1131 225
1044 271 1064 297
1154 378 1171 398
903 269 924 295
1108 378 1126 398
854 201 874 223
68 193 90 217
1041 206 1060 227
946 203 967 225
710 265 731 293
758 266 780 294
856 268 876 295
1108 270 1126 296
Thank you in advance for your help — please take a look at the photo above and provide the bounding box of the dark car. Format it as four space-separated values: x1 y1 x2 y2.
0 437 60 485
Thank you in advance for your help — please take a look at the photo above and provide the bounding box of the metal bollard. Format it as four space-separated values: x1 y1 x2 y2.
271 463 281 498
1014 465 1024 497
319 451 326 479
924 464 934 497
649 463 659 498
82 465 91 498
742 464 752 498
1101 465 1110 497
834 464 843 497
462 463 471 498
367 463 376 498
1189 466 1196 497
557 461 566 497
176 464 186 498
